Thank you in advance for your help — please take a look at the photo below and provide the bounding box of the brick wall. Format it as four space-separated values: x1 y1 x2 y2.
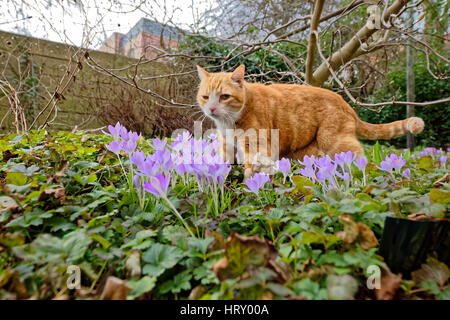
0 30 196 134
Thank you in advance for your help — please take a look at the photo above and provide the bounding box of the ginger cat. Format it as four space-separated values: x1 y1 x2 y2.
196 65 424 177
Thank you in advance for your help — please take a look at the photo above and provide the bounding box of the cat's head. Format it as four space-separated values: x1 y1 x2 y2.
196 65 246 122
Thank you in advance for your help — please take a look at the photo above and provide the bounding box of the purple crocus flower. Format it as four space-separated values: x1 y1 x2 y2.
140 158 158 177
105 122 122 139
402 168 410 179
300 155 316 168
300 166 316 181
143 172 170 197
377 159 393 172
106 141 121 154
152 148 173 171
151 137 168 151
208 163 231 186
119 126 129 141
439 155 447 168
130 151 146 170
355 157 368 171
336 171 350 188
355 157 368 186
244 172 270 194
128 131 141 143
388 154 406 172
132 175 141 190
425 147 437 155
122 140 137 153
316 156 337 179
275 158 291 183
418 151 427 157
342 151 356 166
334 153 345 167
276 158 291 175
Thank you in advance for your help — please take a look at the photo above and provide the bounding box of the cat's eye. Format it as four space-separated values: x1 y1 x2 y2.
220 94 230 100
202 95 209 100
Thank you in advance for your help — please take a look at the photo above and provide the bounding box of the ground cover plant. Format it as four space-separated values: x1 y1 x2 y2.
0 124 449 300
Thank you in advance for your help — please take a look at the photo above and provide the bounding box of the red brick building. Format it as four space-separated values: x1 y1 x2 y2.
99 18 184 60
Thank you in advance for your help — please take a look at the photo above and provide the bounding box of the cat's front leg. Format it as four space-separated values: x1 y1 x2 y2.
217 132 235 164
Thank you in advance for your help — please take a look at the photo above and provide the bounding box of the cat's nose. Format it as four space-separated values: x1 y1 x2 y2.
209 106 216 113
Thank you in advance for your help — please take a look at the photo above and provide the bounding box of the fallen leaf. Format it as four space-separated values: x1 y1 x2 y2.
408 212 435 221
211 233 279 281
337 215 378 250
188 285 206 300
432 173 450 188
2 150 18 162
100 276 132 300
375 269 402 300
204 229 225 252
337 215 359 244
125 251 141 278
411 257 450 287
356 222 379 250
38 187 66 204
6 272 29 299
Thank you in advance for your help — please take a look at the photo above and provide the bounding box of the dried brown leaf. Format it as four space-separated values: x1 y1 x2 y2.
337 215 378 250
375 269 402 300
100 276 132 300
356 222 379 250
433 173 450 188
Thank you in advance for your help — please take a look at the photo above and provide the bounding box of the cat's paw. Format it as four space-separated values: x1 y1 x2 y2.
252 153 277 175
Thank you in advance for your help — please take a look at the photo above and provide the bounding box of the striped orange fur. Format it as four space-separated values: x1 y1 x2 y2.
196 65 424 175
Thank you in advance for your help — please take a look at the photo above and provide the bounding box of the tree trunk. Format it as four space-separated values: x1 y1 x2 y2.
406 6 415 151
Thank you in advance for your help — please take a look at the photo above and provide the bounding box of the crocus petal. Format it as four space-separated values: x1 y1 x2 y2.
143 180 159 197
106 141 121 154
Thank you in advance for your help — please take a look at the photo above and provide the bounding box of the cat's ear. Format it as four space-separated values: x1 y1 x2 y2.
196 65 209 81
231 65 245 85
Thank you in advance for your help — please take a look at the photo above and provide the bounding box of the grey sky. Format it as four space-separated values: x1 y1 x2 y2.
0 1 213 49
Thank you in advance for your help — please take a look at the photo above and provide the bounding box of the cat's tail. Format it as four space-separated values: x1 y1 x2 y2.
355 117 425 140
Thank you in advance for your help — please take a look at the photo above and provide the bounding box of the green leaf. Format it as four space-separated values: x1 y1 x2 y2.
291 176 317 197
159 271 192 294
417 156 434 172
6 172 27 186
429 189 450 205
90 234 112 249
127 276 156 300
300 232 324 245
62 230 93 264
373 141 383 165
142 244 184 277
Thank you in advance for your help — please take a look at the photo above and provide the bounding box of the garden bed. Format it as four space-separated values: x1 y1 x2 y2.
0 126 449 300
